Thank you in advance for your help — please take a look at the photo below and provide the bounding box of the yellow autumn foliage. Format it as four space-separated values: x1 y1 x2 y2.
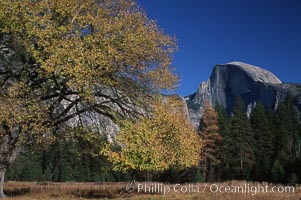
0 83 51 143
103 96 202 173
0 0 178 143
0 0 178 102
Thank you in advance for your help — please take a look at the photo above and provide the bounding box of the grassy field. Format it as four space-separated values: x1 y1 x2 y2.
3 181 301 200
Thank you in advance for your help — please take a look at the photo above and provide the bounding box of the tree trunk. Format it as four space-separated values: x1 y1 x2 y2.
0 126 21 199
202 149 208 181
240 149 243 177
146 172 153 182
0 169 6 198
207 162 214 182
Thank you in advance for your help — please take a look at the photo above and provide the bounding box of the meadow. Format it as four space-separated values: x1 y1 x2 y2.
3 181 300 200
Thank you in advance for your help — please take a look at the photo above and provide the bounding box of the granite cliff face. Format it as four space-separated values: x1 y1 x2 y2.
185 62 301 128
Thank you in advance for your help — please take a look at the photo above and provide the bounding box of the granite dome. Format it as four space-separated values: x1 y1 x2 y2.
185 62 300 128
227 62 282 84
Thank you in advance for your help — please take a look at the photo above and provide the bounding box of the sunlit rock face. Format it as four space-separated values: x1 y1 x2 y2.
185 62 301 128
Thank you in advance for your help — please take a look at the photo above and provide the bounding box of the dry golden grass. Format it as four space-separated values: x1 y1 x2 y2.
3 181 301 200
4 181 128 199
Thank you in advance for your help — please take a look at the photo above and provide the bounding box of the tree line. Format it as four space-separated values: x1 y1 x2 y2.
5 96 201 183
6 96 301 185
200 96 301 185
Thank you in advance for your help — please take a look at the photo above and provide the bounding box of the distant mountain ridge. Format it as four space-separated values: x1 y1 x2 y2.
185 62 301 128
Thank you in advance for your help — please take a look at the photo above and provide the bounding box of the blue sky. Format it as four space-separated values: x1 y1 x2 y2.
137 0 301 96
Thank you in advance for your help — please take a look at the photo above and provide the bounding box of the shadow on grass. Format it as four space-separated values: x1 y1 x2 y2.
4 187 31 197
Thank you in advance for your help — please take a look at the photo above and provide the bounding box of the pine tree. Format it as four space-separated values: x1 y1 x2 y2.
199 100 223 182
271 159 285 183
273 102 290 161
284 96 301 161
215 102 230 138
273 99 292 181
272 96 301 183
228 97 255 179
250 101 273 181
215 102 233 181
215 102 230 181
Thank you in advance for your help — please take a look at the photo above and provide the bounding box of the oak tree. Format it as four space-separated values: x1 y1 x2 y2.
0 0 177 197
102 96 202 180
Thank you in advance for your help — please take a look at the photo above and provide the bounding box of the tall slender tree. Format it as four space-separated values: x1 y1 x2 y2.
228 97 255 179
272 96 301 183
284 96 301 161
250 101 273 181
273 102 290 166
199 100 223 182
215 102 230 181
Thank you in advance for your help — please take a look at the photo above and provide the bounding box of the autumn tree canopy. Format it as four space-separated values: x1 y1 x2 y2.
0 0 178 124
0 0 178 149
102 96 201 178
0 0 178 197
